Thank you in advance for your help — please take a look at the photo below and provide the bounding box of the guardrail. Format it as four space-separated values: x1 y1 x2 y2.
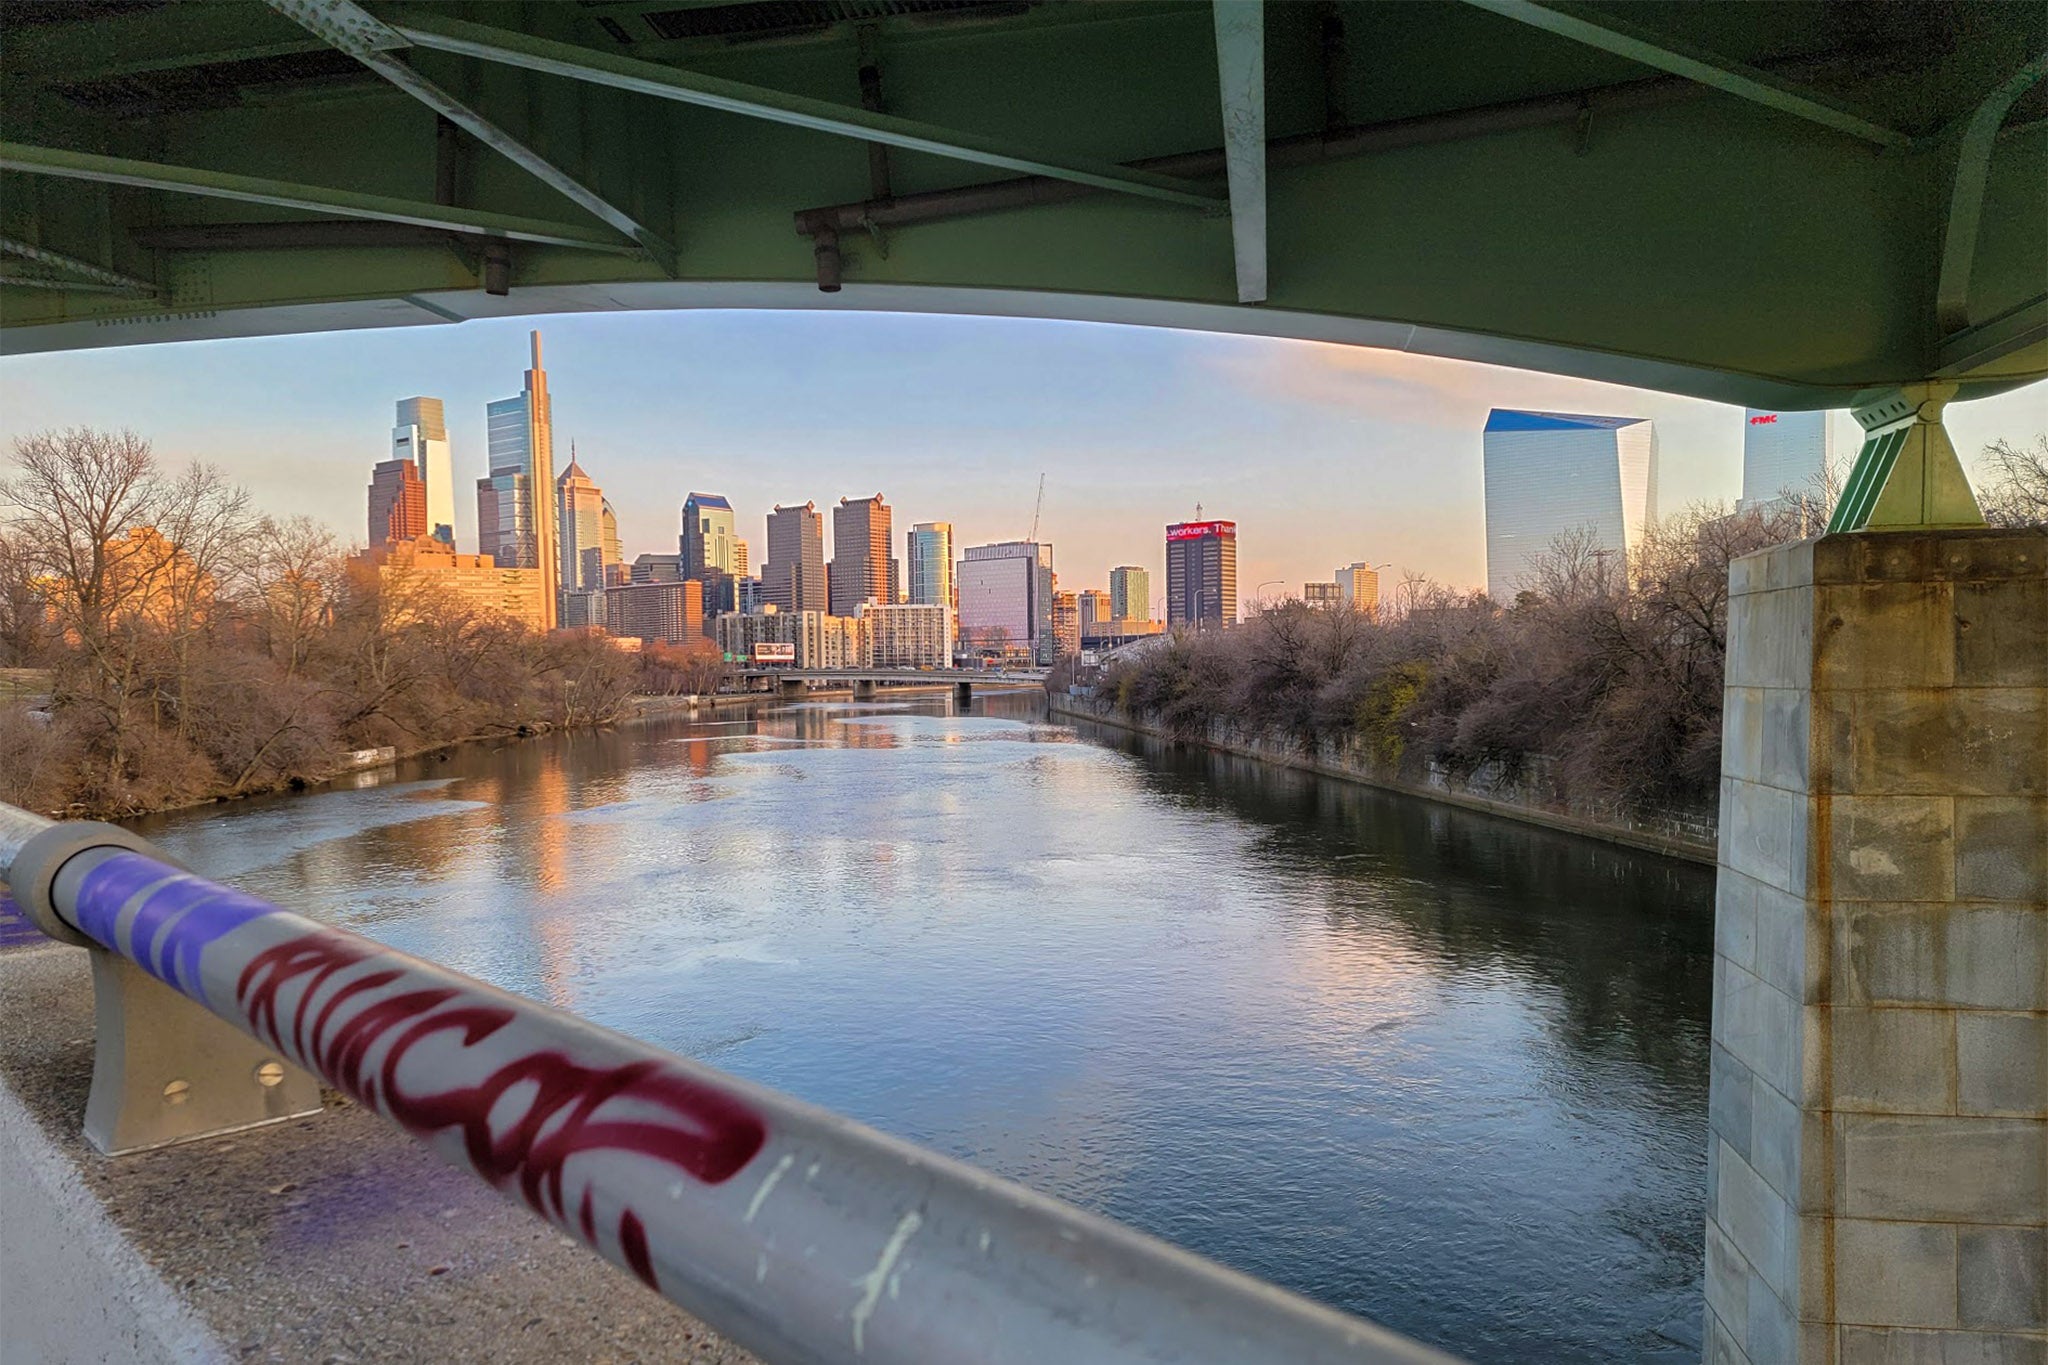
0 802 1458 1365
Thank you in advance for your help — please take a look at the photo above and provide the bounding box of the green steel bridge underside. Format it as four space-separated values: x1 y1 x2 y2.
1 0 2043 420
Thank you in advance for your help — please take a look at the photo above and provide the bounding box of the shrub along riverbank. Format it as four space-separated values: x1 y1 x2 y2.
0 428 724 818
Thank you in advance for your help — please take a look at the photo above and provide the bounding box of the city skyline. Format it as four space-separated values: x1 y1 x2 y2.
3 312 2042 600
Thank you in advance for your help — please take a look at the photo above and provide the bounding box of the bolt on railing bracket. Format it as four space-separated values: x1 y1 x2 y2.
10 822 322 1155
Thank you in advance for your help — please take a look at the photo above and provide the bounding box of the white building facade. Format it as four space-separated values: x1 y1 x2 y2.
862 600 952 669
1739 409 1835 511
1482 409 1658 602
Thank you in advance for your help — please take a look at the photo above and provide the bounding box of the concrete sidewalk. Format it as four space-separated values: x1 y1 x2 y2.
0 942 758 1365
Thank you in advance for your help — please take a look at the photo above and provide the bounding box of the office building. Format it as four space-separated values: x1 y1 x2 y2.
1165 518 1237 629
631 553 683 583
1303 581 1341 607
605 578 704 646
1109 565 1151 622
830 494 896 617
478 330 558 629
600 499 622 577
681 492 740 616
354 536 547 630
392 397 454 545
737 576 764 614
764 502 826 613
862 601 951 669
1335 563 1380 615
734 539 749 578
367 456 427 548
556 451 604 612
958 540 1054 664
1482 409 1658 602
907 522 954 609
1740 409 1835 511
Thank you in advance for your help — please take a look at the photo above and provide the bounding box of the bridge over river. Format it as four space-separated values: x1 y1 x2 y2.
1 4 2042 1364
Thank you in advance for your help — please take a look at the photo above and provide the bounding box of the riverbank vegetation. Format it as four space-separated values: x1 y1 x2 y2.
1094 435 2047 817
0 428 641 817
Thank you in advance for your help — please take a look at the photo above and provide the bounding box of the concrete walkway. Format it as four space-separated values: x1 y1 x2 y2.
0 941 758 1365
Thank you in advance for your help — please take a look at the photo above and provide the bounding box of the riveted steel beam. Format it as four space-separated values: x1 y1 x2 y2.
1212 0 1266 303
1935 51 2048 335
0 142 643 255
383 9 1226 209
263 0 673 273
1459 0 1911 149
0 236 158 293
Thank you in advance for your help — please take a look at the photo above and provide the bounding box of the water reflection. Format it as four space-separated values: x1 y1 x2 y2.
132 691 1710 1364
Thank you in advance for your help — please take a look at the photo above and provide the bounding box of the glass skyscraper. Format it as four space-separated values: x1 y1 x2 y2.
1481 409 1658 602
906 522 954 609
1740 409 1835 511
478 331 557 629
392 396 453 546
682 492 739 615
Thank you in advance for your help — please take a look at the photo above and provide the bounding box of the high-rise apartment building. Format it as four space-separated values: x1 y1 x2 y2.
1051 591 1081 657
907 522 954 609
957 540 1053 664
764 502 826 613
682 492 739 615
392 397 453 545
1482 409 1658 602
1165 519 1237 629
830 494 896 617
1740 409 1835 511
862 601 952 669
733 539 749 579
1078 589 1112 634
605 578 704 646
1335 563 1380 615
478 331 558 629
715 607 865 668
367 456 427 548
1109 566 1151 622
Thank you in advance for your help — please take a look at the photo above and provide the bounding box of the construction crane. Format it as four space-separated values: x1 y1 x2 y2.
1027 472 1046 543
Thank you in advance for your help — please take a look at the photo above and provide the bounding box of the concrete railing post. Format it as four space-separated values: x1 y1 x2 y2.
1704 525 2046 1363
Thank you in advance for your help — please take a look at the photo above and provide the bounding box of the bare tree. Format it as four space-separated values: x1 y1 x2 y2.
1977 434 2048 528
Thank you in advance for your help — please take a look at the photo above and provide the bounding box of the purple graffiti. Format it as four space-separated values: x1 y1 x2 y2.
73 851 277 1007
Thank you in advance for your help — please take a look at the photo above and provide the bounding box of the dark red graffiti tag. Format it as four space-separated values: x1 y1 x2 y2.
236 931 767 1290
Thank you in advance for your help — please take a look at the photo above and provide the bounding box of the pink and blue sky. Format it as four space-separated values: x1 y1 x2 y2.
3 311 2042 596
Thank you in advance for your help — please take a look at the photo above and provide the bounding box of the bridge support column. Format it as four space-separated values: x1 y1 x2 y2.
778 675 803 699
955 680 974 709
1704 524 2046 1365
854 679 877 701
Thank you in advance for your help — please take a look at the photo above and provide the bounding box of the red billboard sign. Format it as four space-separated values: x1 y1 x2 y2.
1167 520 1236 541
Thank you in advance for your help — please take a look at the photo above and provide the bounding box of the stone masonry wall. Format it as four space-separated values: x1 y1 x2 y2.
1706 529 2046 1365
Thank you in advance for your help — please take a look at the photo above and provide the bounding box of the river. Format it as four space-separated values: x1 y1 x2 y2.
132 691 1714 1364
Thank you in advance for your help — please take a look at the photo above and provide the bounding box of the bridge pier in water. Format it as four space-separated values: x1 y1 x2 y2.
853 679 877 701
777 675 804 700
956 680 974 710
1704 515 2046 1362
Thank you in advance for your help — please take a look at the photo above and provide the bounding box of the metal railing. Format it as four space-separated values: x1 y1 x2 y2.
0 802 1458 1365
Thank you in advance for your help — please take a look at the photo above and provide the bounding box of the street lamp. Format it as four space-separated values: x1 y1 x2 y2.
1254 578 1286 618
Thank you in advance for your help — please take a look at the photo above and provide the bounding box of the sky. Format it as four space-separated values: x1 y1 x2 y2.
2 310 2043 598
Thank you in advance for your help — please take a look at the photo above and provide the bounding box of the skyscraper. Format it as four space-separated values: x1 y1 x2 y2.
1109 566 1150 622
764 502 826 613
830 494 895 616
556 450 604 625
600 498 624 583
680 492 739 616
1481 409 1658 602
907 522 954 610
478 331 558 629
1165 519 1237 629
958 540 1053 663
392 397 453 545
1740 409 1835 511
367 457 427 547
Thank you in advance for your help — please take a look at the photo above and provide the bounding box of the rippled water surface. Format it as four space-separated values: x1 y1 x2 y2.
135 692 1714 1363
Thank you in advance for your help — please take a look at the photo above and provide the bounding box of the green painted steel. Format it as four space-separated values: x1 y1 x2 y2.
1827 428 1909 534
2 0 2043 410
